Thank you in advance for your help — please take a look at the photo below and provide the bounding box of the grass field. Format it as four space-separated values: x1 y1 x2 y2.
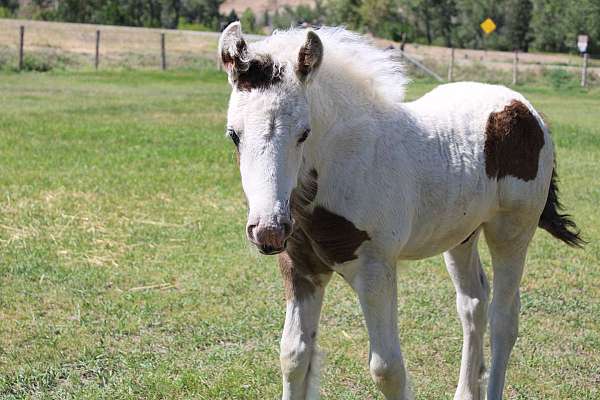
0 69 598 399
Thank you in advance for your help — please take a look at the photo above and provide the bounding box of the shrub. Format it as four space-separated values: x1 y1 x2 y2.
544 68 577 89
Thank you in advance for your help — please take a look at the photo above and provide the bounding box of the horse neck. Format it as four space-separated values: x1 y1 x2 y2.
300 74 419 184
308 72 385 135
304 71 409 161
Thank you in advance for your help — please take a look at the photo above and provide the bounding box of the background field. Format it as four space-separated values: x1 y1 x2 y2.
0 69 598 399
1 18 599 85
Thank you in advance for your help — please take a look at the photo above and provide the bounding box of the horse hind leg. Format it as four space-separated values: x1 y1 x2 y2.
483 212 538 400
443 228 489 400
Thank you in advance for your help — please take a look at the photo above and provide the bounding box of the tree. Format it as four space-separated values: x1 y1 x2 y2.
325 0 363 30
240 8 258 33
261 9 270 28
564 0 600 54
161 0 181 29
405 0 435 44
226 9 238 23
504 0 533 51
359 0 405 40
181 0 223 30
434 0 457 47
449 0 507 49
0 0 18 16
294 4 318 25
531 0 569 52
271 6 296 29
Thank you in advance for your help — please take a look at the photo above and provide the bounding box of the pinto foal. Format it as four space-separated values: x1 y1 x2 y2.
218 23 583 400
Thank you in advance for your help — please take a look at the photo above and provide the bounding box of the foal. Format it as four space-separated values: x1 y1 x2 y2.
218 23 583 400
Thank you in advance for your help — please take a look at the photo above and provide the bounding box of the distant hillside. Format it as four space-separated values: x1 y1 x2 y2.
220 0 315 15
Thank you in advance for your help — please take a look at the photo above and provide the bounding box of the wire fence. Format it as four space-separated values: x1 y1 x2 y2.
394 41 599 87
1 18 598 88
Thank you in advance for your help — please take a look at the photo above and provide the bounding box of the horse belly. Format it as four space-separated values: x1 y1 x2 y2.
395 185 496 260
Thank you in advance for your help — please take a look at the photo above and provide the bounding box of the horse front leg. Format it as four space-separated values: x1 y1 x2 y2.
347 259 412 400
278 251 332 400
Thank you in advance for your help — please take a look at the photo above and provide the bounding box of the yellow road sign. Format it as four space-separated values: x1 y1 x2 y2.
480 18 496 35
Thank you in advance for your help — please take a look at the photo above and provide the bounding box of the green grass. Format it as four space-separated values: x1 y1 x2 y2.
0 70 598 399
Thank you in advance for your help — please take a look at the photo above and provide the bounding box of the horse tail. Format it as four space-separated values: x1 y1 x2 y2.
538 169 585 248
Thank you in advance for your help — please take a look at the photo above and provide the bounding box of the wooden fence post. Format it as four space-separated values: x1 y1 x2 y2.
161 33 166 70
447 47 455 82
18 25 24 71
95 30 100 70
512 50 519 85
581 53 588 87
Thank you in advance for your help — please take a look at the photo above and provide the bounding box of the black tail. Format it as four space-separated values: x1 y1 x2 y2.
538 169 586 248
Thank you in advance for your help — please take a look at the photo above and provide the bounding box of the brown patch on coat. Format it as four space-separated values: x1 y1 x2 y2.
291 169 370 266
280 169 331 301
237 55 284 92
278 227 331 301
281 169 371 300
290 169 318 227
484 100 545 181
307 206 371 265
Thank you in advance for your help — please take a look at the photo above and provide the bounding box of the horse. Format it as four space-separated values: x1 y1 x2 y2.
217 22 584 400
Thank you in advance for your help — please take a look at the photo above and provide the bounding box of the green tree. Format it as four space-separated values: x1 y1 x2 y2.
504 0 533 51
0 0 18 16
161 0 181 29
262 9 270 27
181 0 223 30
226 9 238 23
531 0 569 52
450 0 506 49
434 0 457 47
359 0 405 40
272 6 295 29
325 0 363 30
294 4 318 24
564 0 600 54
405 0 435 44
240 8 258 33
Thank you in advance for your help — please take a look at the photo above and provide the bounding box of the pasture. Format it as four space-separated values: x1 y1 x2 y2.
0 69 598 399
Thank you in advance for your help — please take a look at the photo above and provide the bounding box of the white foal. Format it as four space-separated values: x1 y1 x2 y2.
218 23 584 400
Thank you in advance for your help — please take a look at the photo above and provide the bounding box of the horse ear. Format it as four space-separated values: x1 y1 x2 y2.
219 21 248 79
297 31 323 82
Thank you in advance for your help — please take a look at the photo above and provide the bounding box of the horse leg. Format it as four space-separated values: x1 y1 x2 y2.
443 229 489 400
279 251 332 400
347 259 412 400
484 214 536 400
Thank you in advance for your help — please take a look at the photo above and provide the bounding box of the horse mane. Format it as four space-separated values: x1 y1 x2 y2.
251 27 408 106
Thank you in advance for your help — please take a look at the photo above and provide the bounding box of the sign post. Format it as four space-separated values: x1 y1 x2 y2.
480 18 496 55
19 25 24 71
513 50 519 85
577 35 588 53
578 35 589 87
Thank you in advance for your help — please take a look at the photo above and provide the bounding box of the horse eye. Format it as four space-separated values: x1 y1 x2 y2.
227 129 240 148
298 129 311 144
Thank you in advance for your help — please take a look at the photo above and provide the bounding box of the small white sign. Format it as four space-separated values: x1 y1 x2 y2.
578 35 588 53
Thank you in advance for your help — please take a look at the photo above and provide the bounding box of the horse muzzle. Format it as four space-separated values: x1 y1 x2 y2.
246 215 293 255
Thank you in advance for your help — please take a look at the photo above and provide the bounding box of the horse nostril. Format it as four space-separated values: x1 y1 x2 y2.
281 221 292 238
261 244 275 254
247 224 257 241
